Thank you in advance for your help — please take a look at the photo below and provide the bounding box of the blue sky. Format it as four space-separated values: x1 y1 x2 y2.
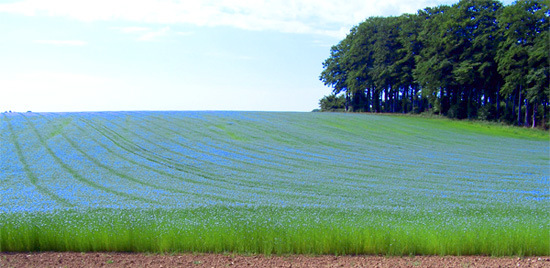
0 0 514 112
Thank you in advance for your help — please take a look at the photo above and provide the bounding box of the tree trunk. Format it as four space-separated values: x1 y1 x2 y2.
544 102 547 129
411 87 416 113
496 90 500 120
401 88 412 114
517 87 522 126
511 94 515 122
365 89 371 112
372 87 379 113
390 89 395 113
394 89 398 113
524 99 529 127
384 88 388 112
345 92 350 112
467 88 472 120
532 103 536 128
380 89 384 112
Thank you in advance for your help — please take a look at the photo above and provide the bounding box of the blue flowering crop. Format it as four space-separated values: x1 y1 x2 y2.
0 111 548 255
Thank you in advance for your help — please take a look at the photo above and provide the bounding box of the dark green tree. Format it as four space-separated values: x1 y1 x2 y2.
526 26 549 127
343 22 372 112
414 5 454 115
320 31 353 111
497 0 549 126
525 1 550 127
451 0 503 120
394 14 424 113
319 94 346 112
319 0 549 128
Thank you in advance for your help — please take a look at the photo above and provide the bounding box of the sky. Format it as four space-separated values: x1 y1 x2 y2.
0 0 515 112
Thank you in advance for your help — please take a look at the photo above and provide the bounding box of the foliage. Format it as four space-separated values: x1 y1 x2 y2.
319 94 346 112
319 0 549 128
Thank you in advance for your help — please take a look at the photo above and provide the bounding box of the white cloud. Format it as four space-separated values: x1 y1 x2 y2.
111 26 190 41
111 26 193 41
204 51 256 61
0 0 500 39
110 26 150 33
175 31 194 36
33 40 87 46
137 26 170 41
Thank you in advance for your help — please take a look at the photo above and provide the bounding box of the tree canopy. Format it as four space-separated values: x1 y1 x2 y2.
319 0 549 128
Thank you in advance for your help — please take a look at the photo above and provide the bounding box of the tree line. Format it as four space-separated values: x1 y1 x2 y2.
319 0 549 128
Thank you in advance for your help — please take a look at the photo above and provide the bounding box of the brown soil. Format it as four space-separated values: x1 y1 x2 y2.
0 253 549 268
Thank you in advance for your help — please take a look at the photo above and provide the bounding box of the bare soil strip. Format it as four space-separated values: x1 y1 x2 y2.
0 253 548 268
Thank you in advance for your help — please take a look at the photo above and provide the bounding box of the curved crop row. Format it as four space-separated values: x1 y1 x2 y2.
0 111 548 255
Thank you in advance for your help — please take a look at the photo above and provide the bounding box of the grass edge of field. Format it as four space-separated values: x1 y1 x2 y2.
368 112 550 141
1 207 548 257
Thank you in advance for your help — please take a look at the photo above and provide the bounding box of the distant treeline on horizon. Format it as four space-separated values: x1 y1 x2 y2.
319 0 549 128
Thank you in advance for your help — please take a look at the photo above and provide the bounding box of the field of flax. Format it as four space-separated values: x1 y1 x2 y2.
0 111 548 256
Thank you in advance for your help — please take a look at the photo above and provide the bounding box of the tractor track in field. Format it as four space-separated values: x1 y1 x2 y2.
145 113 392 192
80 116 235 184
45 113 244 204
37 113 217 201
2 114 74 207
85 113 339 201
19 114 161 205
151 112 341 166
130 112 383 201
77 116 262 203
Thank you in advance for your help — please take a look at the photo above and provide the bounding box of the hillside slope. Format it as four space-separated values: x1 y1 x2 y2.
1 111 548 255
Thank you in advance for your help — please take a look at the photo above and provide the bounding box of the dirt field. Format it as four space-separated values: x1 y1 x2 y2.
0 252 549 268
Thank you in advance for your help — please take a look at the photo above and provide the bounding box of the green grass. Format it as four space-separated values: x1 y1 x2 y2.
0 111 548 256
399 113 550 140
1 207 547 256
